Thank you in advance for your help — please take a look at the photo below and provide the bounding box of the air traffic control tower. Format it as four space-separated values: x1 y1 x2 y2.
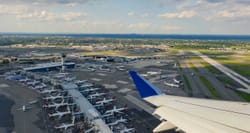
61 53 66 72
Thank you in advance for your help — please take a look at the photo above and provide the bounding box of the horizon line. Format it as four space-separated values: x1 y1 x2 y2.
1 32 250 36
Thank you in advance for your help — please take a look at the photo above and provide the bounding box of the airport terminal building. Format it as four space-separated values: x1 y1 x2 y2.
23 62 75 72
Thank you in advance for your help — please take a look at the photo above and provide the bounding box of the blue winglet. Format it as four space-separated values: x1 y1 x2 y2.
129 70 162 98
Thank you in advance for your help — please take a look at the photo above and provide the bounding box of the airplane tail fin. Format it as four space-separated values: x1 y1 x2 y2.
129 70 162 98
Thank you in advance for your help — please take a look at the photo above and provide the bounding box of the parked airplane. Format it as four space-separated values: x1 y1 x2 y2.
147 71 160 76
120 127 135 133
17 99 38 112
43 95 71 101
34 84 46 90
99 66 110 71
116 66 125 71
87 92 106 100
19 78 30 83
102 113 113 118
48 106 71 118
64 76 76 82
104 106 127 114
87 67 95 72
94 97 115 107
27 80 40 86
75 80 87 85
43 101 75 110
40 89 59 94
173 78 182 84
54 73 67 79
108 117 127 126
17 105 32 112
129 70 250 133
80 88 100 93
80 83 94 88
54 116 75 130
164 82 180 88
28 99 39 104
85 127 96 133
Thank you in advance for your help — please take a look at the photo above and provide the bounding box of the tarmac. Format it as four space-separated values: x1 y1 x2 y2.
0 94 14 133
0 79 46 133
72 59 180 133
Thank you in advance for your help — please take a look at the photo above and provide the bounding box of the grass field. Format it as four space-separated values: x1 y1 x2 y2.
234 90 250 102
183 75 192 96
189 62 199 72
81 49 169 57
200 62 221 75
177 61 183 71
189 55 221 75
201 50 250 77
216 76 234 85
199 76 222 99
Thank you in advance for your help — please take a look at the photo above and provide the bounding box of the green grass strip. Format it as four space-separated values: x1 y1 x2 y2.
177 62 182 71
234 90 250 102
199 76 222 99
183 75 192 96
200 62 221 74
217 76 234 85
189 62 199 72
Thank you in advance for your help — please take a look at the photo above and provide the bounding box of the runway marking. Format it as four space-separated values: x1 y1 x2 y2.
97 73 106 76
117 80 128 84
91 78 102 81
0 84 9 88
103 84 117 89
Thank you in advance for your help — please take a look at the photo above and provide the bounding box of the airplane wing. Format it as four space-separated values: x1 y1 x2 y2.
129 71 250 133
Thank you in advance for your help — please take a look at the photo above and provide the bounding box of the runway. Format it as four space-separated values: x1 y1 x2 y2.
190 59 243 101
193 51 250 91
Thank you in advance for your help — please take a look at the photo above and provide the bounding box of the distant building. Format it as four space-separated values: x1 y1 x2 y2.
23 62 75 72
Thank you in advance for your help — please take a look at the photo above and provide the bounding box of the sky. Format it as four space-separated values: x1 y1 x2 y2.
0 0 249 34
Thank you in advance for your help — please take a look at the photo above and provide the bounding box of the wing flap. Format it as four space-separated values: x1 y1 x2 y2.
153 121 176 133
145 95 250 132
154 106 248 133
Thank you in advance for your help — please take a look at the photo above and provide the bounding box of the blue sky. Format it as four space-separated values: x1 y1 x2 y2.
0 0 249 34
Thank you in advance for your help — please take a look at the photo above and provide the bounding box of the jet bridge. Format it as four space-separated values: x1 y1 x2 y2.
67 89 113 133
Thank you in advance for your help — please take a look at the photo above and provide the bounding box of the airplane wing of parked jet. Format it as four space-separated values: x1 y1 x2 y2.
129 70 250 133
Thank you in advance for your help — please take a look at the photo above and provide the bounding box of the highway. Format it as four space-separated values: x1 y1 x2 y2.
192 51 250 91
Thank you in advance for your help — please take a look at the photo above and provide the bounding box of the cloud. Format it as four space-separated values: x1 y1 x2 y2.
128 12 150 18
128 22 151 29
16 11 87 21
159 10 197 19
156 0 186 8
142 13 149 17
0 4 87 22
217 7 250 19
175 0 250 23
128 11 136 17
162 25 182 31
0 4 30 15
0 0 90 5
204 0 225 3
